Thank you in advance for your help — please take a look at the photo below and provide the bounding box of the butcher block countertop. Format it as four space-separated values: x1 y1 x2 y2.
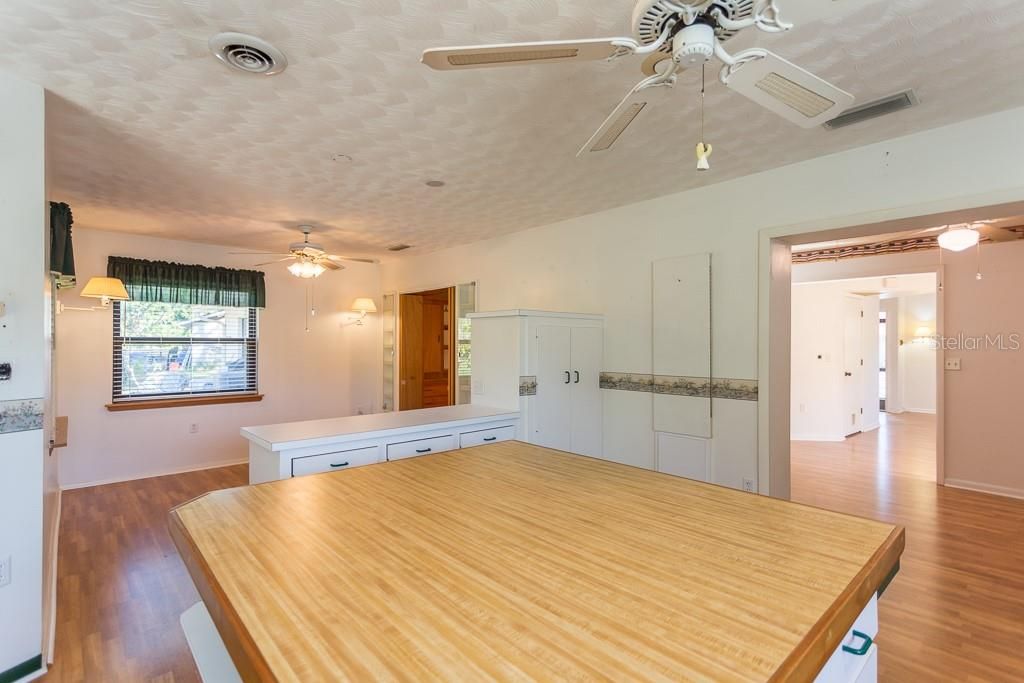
169 441 904 682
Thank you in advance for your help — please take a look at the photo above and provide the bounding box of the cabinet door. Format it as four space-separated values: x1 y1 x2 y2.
534 326 572 451
570 326 603 458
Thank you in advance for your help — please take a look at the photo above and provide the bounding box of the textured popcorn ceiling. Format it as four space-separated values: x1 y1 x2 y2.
2 0 1024 257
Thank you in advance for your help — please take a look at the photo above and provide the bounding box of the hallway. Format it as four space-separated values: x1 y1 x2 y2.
792 413 1024 681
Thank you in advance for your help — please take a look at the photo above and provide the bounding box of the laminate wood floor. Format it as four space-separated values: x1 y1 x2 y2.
792 412 1024 682
44 465 247 683
44 415 1023 682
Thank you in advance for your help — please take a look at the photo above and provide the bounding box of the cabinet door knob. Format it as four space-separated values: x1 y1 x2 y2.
844 371 853 377
574 370 580 384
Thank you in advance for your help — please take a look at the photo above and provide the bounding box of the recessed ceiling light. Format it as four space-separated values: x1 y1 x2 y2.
425 180 446 188
209 33 287 76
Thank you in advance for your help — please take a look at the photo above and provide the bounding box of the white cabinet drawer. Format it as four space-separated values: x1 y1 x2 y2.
291 445 379 477
386 434 457 461
460 425 516 448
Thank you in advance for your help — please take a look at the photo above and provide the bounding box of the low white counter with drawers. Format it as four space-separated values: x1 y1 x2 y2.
242 404 521 484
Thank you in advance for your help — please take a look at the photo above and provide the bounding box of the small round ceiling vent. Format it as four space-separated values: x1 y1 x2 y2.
209 32 287 76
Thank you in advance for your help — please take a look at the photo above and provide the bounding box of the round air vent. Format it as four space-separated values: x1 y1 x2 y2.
209 33 287 76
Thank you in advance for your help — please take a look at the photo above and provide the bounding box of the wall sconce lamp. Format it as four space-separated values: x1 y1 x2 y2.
58 277 130 313
350 297 377 326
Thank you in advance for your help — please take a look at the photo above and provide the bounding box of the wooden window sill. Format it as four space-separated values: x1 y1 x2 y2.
106 394 264 412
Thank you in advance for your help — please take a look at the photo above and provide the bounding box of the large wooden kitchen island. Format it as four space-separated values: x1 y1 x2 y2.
170 441 904 683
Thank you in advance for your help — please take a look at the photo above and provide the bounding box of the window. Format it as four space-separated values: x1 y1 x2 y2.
112 301 257 402
456 317 472 377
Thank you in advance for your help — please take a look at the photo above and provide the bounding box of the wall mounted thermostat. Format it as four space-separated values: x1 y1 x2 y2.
0 363 11 381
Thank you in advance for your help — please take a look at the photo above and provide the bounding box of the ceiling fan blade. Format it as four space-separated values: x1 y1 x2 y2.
577 80 669 157
422 38 628 71
327 255 379 264
722 50 854 128
228 251 292 256
978 224 1021 242
254 257 296 267
320 260 344 271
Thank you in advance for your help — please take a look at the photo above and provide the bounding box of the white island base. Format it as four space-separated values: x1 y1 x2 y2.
242 404 521 484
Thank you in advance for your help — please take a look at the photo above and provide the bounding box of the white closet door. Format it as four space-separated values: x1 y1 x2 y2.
570 326 604 458
534 326 572 451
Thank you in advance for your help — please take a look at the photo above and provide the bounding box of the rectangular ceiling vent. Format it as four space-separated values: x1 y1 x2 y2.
823 90 919 130
387 244 412 252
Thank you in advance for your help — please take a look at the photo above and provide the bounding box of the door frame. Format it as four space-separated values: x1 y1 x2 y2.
393 282 478 411
758 197 1024 498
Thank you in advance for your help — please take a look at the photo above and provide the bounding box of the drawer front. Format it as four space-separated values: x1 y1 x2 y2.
813 594 879 683
291 445 379 478
460 425 516 448
386 434 457 461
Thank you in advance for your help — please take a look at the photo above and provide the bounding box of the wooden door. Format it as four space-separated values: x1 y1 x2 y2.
534 326 572 451
399 294 424 411
569 326 603 458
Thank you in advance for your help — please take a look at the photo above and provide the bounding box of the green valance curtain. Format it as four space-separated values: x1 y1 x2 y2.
108 256 266 308
50 202 77 289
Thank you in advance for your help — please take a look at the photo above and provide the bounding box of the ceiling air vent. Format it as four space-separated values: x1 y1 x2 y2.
387 244 413 252
823 90 918 130
209 33 287 76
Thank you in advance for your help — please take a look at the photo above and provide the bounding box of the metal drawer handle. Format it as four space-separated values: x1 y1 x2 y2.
330 462 350 468
564 371 571 384
574 370 580 384
841 630 873 656
416 447 432 454
483 436 497 442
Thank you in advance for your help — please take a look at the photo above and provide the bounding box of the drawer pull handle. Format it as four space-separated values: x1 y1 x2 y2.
483 436 497 442
841 630 873 656
574 370 580 384
330 462 350 468
564 371 571 384
416 448 432 454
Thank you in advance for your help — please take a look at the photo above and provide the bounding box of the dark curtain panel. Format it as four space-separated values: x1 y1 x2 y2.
107 256 266 308
49 202 76 289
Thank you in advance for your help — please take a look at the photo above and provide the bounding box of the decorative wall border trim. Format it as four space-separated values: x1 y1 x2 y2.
519 376 537 397
600 372 758 401
0 397 44 434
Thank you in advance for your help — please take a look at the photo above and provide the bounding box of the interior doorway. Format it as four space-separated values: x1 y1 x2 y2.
399 287 454 410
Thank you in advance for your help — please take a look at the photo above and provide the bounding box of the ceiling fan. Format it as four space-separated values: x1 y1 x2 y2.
232 226 378 279
422 0 857 160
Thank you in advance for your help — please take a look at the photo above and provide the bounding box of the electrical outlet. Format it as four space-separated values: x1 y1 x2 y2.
189 423 199 434
945 358 962 371
742 479 755 493
0 555 11 588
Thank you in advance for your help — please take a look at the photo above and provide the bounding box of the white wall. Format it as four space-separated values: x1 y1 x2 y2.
56 229 382 488
0 73 47 677
382 106 1024 492
897 293 938 414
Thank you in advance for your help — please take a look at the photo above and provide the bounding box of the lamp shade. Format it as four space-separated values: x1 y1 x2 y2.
937 226 980 252
351 297 377 314
80 277 129 301
915 326 933 337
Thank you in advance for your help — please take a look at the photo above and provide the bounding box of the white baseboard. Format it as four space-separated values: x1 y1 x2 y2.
60 458 248 491
945 479 1024 501
44 490 61 664
791 433 845 443
861 421 880 433
903 408 937 415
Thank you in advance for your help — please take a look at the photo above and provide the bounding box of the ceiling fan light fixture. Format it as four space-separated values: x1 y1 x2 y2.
937 225 981 252
288 261 326 279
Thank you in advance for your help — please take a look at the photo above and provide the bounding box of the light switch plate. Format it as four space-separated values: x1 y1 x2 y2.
0 555 11 588
945 358 962 371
